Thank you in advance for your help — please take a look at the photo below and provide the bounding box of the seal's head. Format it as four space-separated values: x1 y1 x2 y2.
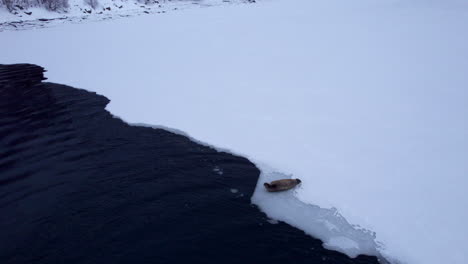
296 179 302 184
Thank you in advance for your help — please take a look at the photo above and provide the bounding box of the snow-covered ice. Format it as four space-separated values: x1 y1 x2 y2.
266 219 278 225
252 165 381 259
1 0 468 264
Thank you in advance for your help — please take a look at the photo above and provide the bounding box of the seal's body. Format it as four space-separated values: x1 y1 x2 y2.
264 179 301 192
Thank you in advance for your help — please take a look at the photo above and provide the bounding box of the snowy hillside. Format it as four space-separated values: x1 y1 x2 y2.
0 0 254 29
1 0 467 264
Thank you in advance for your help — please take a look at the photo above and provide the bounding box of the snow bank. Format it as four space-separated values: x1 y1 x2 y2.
1 0 468 264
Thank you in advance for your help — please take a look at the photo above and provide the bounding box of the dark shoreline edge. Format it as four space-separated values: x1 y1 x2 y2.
0 64 382 264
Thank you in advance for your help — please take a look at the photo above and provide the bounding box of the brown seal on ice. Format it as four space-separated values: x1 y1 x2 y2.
264 179 301 192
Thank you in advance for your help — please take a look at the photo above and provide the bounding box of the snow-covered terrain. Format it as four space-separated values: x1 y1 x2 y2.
1 0 468 264
0 0 253 30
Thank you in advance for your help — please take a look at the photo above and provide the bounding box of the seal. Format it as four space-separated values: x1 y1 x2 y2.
264 179 301 192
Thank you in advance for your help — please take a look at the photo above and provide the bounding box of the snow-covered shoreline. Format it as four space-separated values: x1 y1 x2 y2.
0 0 255 30
134 121 385 262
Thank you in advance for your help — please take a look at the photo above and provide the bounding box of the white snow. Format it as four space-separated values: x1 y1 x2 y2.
1 1 468 264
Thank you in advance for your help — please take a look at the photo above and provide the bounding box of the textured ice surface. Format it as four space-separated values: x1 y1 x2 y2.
251 165 380 258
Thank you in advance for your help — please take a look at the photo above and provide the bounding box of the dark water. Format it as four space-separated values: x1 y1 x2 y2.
0 64 381 264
